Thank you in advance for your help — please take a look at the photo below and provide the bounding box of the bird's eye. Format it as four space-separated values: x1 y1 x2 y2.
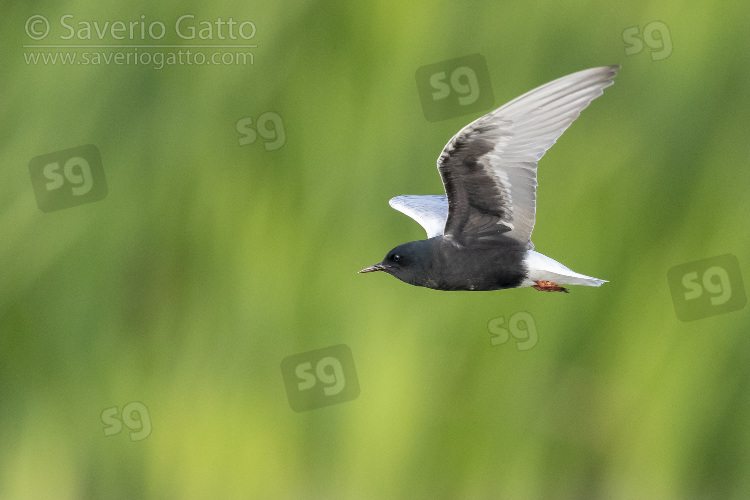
392 254 401 263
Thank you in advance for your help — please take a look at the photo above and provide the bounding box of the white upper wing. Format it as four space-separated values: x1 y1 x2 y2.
389 195 449 238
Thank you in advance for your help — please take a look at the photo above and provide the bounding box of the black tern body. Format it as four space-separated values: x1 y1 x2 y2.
360 65 618 292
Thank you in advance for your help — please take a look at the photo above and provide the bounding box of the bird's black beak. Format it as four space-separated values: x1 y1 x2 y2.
358 262 388 274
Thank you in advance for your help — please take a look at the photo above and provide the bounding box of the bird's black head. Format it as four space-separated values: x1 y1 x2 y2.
358 240 431 286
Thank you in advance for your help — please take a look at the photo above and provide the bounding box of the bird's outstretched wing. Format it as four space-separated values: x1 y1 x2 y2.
389 195 448 238
437 65 619 248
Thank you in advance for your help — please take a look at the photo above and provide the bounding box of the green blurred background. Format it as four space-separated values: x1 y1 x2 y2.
2 0 750 498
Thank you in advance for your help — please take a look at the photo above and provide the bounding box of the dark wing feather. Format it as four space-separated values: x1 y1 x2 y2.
437 65 619 247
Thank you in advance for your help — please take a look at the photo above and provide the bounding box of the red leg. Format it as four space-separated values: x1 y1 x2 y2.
533 280 570 293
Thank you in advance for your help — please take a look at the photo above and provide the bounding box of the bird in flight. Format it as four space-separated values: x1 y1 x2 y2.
359 65 618 292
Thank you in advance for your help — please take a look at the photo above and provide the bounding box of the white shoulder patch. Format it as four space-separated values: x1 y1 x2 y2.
389 195 448 239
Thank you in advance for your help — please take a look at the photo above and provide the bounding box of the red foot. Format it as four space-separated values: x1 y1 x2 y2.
533 280 569 293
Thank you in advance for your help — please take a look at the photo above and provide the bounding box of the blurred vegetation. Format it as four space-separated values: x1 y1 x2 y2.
2 0 750 498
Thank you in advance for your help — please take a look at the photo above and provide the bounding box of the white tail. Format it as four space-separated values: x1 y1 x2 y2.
522 250 607 287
